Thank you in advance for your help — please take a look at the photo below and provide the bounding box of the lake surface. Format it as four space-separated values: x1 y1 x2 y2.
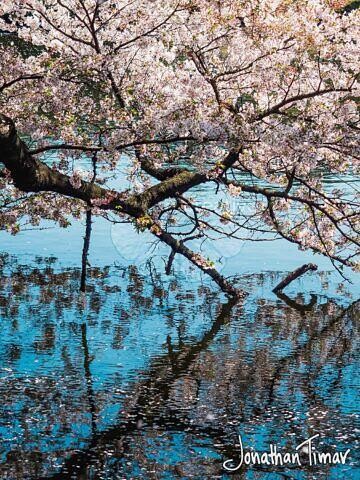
0 171 359 479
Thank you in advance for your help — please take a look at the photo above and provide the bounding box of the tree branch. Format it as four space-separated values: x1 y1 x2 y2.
150 222 243 298
0 74 43 93
255 87 351 121
0 114 242 296
273 263 318 293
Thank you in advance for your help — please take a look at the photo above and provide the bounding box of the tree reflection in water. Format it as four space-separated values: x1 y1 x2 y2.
0 254 358 479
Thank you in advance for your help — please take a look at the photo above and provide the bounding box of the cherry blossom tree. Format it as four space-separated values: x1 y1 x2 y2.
0 0 359 296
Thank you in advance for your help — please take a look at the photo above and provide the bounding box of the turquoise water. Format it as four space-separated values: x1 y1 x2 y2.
0 171 359 479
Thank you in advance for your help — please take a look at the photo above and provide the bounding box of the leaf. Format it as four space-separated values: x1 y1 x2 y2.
324 78 335 88
235 93 257 112
285 106 302 118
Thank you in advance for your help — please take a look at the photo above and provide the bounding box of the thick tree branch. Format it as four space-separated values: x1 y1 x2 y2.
0 114 132 210
150 221 243 298
273 263 318 293
0 114 242 296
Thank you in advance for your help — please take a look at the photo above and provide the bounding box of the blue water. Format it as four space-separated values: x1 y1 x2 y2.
0 171 359 479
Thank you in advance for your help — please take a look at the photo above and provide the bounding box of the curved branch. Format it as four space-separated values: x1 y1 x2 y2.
255 87 351 121
0 74 43 93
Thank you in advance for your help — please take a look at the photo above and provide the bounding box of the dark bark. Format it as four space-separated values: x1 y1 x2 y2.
0 114 239 216
80 153 97 292
80 209 92 293
273 263 318 293
155 229 243 298
165 249 176 275
0 114 242 297
0 115 120 209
